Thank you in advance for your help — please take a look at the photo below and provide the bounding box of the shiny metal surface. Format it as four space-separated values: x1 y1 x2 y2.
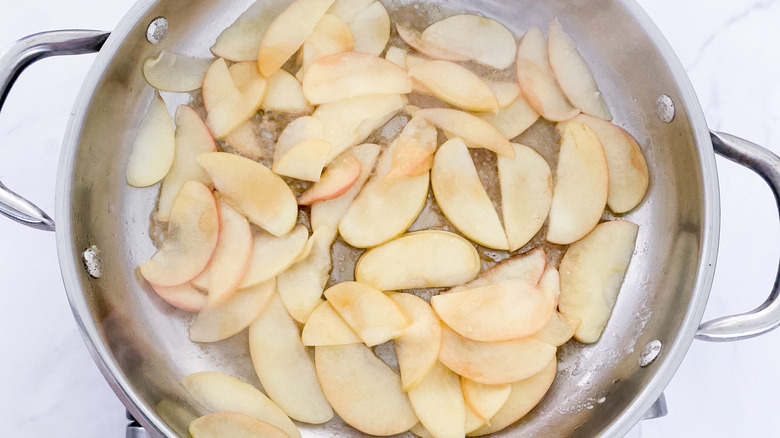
0 30 108 231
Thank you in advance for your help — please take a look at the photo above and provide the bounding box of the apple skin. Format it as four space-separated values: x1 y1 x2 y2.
298 153 361 205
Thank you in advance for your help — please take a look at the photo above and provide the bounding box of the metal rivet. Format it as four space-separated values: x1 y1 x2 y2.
656 95 675 123
639 340 662 367
146 17 169 44
83 245 102 279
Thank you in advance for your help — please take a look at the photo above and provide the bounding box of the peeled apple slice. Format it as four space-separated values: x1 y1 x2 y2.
407 58 499 112
204 200 253 307
188 412 288 438
143 50 213 92
126 91 175 188
302 300 361 346
420 14 517 70
390 293 442 391
210 0 289 61
348 2 391 56
461 378 511 424
407 361 466 438
415 108 514 157
189 279 275 343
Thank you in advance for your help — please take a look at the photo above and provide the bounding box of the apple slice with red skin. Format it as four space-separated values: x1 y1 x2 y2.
150 283 207 313
204 200 253 308
126 91 175 188
299 154 361 205
386 116 438 179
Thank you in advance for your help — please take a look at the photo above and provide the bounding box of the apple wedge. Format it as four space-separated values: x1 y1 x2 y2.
348 1 390 56
461 378 511 424
467 358 557 436
157 105 216 221
516 26 579 122
189 412 289 438
302 300 361 346
390 293 442 391
197 152 297 236
558 219 639 343
181 371 301 438
206 67 266 139
303 52 412 104
420 15 517 70
415 108 513 157
240 225 309 289
189 279 275 343
327 0 374 22
140 181 218 287
530 311 581 347
150 283 207 312
456 247 547 294
411 423 434 438
498 143 553 251
249 293 334 424
210 0 289 62
201 58 235 113
548 19 612 121
300 14 354 76
396 23 469 62
143 50 213 92
386 116 437 179
431 138 509 250
272 139 332 181
439 326 556 385
547 122 609 244
465 406 486 435
324 281 409 347
538 265 561 306
204 200 253 307
385 46 408 69
273 116 324 164
126 91 175 187
262 70 312 113
478 93 540 140
257 0 336 77
315 343 419 435
355 230 480 290
560 114 649 213
407 361 466 438
408 58 499 112
299 153 361 205
485 80 522 109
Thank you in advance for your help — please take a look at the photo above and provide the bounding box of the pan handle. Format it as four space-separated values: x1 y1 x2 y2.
696 131 780 341
0 30 110 231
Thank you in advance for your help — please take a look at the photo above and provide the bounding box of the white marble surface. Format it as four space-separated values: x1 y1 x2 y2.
1 0 778 437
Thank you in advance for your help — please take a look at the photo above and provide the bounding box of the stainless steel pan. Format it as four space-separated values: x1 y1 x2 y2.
2 0 780 436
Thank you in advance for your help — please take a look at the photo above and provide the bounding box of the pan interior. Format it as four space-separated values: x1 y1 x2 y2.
57 0 715 436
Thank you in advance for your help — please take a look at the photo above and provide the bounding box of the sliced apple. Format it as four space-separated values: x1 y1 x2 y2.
143 50 213 92
390 293 442 391
302 300 361 346
431 138 508 250
324 281 409 347
438 326 556 385
485 80 521 109
478 93 540 140
407 361 465 438
205 200 253 307
415 108 513 157
150 283 207 312
411 423 434 438
558 219 639 343
396 23 469 62
140 181 218 287
385 46 408 69
189 412 288 438
201 58 235 112
420 15 517 70
386 116 437 179
157 105 216 221
348 1 390 56
257 0 336 77
548 18 612 121
273 116 324 164
560 114 649 213
547 122 608 244
408 58 499 112
467 358 557 436
240 225 309 289
228 61 263 90
189 279 275 343
126 91 175 187
181 371 301 438
272 139 332 181
206 67 266 139
498 143 553 251
531 311 581 347
262 70 312 113
315 343 419 435
224 120 266 160
197 152 297 236
461 378 511 424
210 0 289 62
248 293 334 423
538 265 561 306
454 247 547 292
355 230 480 290
301 14 354 76
465 405 486 434
338 140 429 248
327 0 374 22
298 153 361 205
516 26 579 122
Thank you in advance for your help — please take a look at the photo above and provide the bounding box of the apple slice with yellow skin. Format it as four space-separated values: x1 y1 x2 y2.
386 116 437 179
197 152 297 237
408 59 499 112
299 153 361 205
439 326 556 385
257 0 336 77
390 293 442 391
407 361 465 438
396 23 469 62
530 311 581 347
420 15 517 70
273 116 324 164
432 278 555 342
558 219 639 343
315 343 419 436
302 300 361 346
547 122 608 245
140 181 218 287
201 58 234 113
355 230 480 291
205 200 253 307
272 139 332 182
324 281 409 347
432 138 509 250
181 371 301 438
485 80 521 109
348 2 390 56
300 14 354 76
157 105 216 221
303 52 412 104
516 26 579 122
548 18 612 121
461 378 511 424
150 283 207 312
143 50 213 92
467 358 557 436
126 91 175 187
210 0 289 62
415 108 514 157
559 114 649 214
498 143 553 252
249 293 334 424
478 93 540 140
189 412 289 438
189 278 275 343
262 70 312 113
